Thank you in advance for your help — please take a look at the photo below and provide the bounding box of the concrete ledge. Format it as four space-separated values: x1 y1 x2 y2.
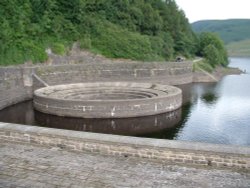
0 122 249 169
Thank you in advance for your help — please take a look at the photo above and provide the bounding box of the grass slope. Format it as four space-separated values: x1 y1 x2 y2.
227 39 250 57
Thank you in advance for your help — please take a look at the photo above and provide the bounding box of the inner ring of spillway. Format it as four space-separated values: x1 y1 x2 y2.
45 88 163 100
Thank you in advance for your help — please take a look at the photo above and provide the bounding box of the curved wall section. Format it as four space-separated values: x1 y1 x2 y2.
33 82 182 118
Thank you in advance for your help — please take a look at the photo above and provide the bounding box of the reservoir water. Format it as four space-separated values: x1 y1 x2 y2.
0 57 250 146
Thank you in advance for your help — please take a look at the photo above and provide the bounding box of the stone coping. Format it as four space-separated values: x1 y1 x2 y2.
1 122 249 156
0 61 193 68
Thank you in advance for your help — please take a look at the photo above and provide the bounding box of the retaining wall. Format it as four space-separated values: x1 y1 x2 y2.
0 122 249 169
34 62 193 87
0 67 33 110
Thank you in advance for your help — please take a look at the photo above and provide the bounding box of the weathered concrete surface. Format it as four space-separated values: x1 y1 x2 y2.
1 141 249 188
33 82 182 118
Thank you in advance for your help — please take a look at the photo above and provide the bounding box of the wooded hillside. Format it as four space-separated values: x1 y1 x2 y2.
0 0 198 65
1 0 230 66
192 19 250 57
192 19 250 44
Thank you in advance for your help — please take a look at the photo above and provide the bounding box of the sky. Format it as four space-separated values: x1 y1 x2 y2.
175 0 250 23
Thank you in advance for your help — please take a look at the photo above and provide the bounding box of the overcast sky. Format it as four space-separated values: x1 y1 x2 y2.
175 0 250 23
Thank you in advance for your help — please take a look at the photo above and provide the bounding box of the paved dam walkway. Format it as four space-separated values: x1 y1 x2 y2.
0 141 249 188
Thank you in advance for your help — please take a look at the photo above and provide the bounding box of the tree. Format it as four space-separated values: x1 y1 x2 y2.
203 44 220 67
198 32 228 67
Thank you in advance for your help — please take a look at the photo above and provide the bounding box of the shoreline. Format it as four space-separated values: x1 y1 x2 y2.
193 66 243 83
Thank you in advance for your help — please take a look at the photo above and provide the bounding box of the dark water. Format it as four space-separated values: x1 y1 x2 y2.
0 57 250 146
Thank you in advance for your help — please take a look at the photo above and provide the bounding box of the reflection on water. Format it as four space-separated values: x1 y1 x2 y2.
0 57 250 146
139 102 192 139
0 100 182 137
0 101 35 125
201 93 219 105
176 57 250 146
35 109 181 136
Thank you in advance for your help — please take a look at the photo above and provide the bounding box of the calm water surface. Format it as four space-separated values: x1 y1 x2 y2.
0 57 249 146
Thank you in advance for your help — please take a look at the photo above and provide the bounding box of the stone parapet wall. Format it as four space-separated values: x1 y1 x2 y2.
0 122 249 169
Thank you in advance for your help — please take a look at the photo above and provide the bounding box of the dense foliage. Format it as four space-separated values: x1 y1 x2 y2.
0 0 198 65
197 32 228 67
0 0 228 67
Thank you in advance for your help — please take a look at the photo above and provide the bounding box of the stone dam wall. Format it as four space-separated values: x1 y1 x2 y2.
0 62 192 110
0 122 249 169
34 62 193 87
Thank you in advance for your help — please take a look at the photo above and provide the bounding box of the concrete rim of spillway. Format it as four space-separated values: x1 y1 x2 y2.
33 82 182 118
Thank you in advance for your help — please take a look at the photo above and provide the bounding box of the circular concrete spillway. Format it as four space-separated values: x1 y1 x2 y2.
33 82 182 118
